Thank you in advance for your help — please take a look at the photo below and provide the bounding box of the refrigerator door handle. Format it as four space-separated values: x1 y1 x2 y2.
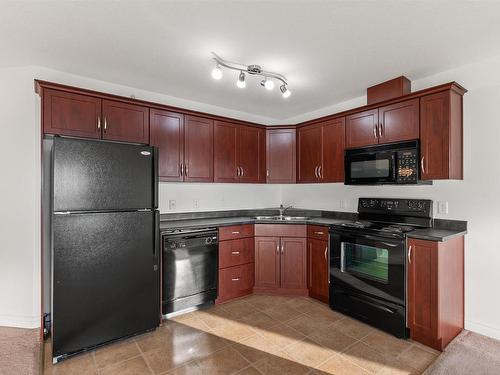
153 210 159 259
152 146 159 209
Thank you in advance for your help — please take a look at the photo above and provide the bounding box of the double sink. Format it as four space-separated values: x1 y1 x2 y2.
253 215 310 221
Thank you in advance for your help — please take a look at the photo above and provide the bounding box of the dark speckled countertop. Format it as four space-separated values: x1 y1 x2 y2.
160 208 467 242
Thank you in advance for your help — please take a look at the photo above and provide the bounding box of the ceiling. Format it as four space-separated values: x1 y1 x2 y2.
2 1 500 123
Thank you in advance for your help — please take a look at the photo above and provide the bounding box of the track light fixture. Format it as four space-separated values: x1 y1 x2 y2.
211 52 291 98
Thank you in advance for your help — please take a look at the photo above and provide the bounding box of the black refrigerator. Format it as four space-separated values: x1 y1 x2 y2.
50 137 160 362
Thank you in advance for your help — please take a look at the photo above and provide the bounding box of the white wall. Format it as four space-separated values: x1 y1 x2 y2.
282 54 500 340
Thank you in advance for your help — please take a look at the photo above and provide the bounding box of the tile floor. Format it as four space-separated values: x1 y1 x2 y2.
43 295 439 375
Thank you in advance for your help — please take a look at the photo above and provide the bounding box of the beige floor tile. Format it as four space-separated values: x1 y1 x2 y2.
252 323 305 349
303 305 344 324
283 338 336 368
191 307 233 329
220 300 259 318
376 359 420 375
99 356 152 375
262 303 303 322
244 294 282 310
135 327 174 353
397 345 438 372
316 354 371 375
361 331 412 358
254 355 312 375
172 317 212 333
234 365 263 375
211 321 257 342
163 320 206 339
195 346 250 375
342 342 388 374
232 341 275 364
308 326 357 354
44 353 97 375
93 339 140 369
236 334 284 358
162 361 203 375
189 332 230 357
332 318 374 340
285 315 335 336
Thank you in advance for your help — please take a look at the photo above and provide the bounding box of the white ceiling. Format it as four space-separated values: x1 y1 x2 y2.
2 0 500 122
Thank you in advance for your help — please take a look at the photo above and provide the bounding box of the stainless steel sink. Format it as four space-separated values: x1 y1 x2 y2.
253 215 310 221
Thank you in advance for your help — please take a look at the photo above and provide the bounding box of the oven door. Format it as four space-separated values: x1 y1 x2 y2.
345 149 397 185
329 230 405 306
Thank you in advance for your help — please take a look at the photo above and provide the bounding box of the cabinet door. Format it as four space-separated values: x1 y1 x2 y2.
308 238 329 303
102 100 149 144
345 108 379 148
420 90 463 180
254 237 280 288
43 89 102 139
239 126 263 183
266 129 296 183
150 110 184 182
214 121 239 183
297 124 322 182
184 115 214 182
218 263 254 302
378 98 419 144
321 117 345 182
407 238 438 346
281 237 307 290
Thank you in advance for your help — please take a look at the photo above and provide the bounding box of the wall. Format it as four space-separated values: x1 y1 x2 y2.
281 54 500 340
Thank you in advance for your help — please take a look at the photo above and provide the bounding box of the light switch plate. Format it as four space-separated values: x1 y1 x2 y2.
438 201 449 214
168 200 176 210
340 200 348 209
193 199 199 209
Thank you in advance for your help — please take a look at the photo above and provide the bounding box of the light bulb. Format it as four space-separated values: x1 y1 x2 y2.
237 71 246 88
280 84 291 98
211 64 222 80
264 79 274 90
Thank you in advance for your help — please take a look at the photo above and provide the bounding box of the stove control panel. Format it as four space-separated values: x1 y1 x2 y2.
358 198 433 217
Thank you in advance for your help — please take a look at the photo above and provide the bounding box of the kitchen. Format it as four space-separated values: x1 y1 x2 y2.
1 1 500 375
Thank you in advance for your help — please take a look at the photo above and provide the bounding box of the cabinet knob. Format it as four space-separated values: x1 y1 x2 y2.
231 277 240 282
314 231 324 235
231 231 240 234
231 251 240 255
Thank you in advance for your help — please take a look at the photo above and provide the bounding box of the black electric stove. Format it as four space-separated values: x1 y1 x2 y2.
329 198 432 338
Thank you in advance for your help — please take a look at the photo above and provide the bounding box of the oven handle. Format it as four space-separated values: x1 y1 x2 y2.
331 230 402 244
340 243 345 272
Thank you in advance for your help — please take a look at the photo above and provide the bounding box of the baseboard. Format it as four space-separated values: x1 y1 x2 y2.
0 314 40 329
465 320 500 341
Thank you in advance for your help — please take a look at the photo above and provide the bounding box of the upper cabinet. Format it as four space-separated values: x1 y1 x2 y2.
297 118 345 183
42 89 102 139
214 122 265 183
266 128 296 183
101 100 149 144
420 89 463 180
183 116 214 182
42 88 149 144
346 99 419 148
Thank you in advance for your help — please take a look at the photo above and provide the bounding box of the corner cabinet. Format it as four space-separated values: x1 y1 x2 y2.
407 236 464 351
266 128 296 183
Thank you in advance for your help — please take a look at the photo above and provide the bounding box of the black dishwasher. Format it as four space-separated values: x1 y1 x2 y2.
162 228 218 315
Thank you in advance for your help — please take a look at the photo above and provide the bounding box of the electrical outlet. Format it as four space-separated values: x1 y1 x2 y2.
340 200 348 209
168 200 176 210
193 199 199 209
438 201 449 214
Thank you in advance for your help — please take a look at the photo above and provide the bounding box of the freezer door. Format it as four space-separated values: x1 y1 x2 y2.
53 137 156 211
52 211 159 359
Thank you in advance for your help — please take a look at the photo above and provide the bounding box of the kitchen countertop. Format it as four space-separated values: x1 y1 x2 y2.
160 209 467 242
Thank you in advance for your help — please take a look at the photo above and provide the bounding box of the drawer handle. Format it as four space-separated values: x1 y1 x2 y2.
231 277 240 281
231 251 240 255
231 231 240 234
314 231 325 235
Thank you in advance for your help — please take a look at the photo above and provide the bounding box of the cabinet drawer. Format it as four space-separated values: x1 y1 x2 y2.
218 263 254 302
307 225 329 241
254 224 306 237
219 238 254 269
219 224 254 241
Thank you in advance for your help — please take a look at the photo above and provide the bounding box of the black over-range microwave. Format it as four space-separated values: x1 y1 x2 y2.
344 140 424 185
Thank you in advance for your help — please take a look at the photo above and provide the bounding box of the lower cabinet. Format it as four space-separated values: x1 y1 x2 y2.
407 236 464 351
218 263 254 303
254 225 307 295
307 225 329 304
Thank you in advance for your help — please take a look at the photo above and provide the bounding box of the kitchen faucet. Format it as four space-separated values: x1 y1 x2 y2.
279 204 293 217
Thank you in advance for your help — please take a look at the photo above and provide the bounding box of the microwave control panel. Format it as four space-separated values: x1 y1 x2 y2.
396 150 418 183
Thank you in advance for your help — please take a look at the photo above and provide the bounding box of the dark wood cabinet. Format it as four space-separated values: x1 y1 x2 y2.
420 90 463 180
254 236 281 289
214 122 265 183
378 98 419 144
407 236 464 351
346 108 379 148
150 110 184 181
214 121 239 183
218 263 254 303
308 238 329 304
266 128 296 183
298 118 345 183
102 100 149 144
42 89 102 139
297 124 322 183
280 237 307 290
184 115 214 182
